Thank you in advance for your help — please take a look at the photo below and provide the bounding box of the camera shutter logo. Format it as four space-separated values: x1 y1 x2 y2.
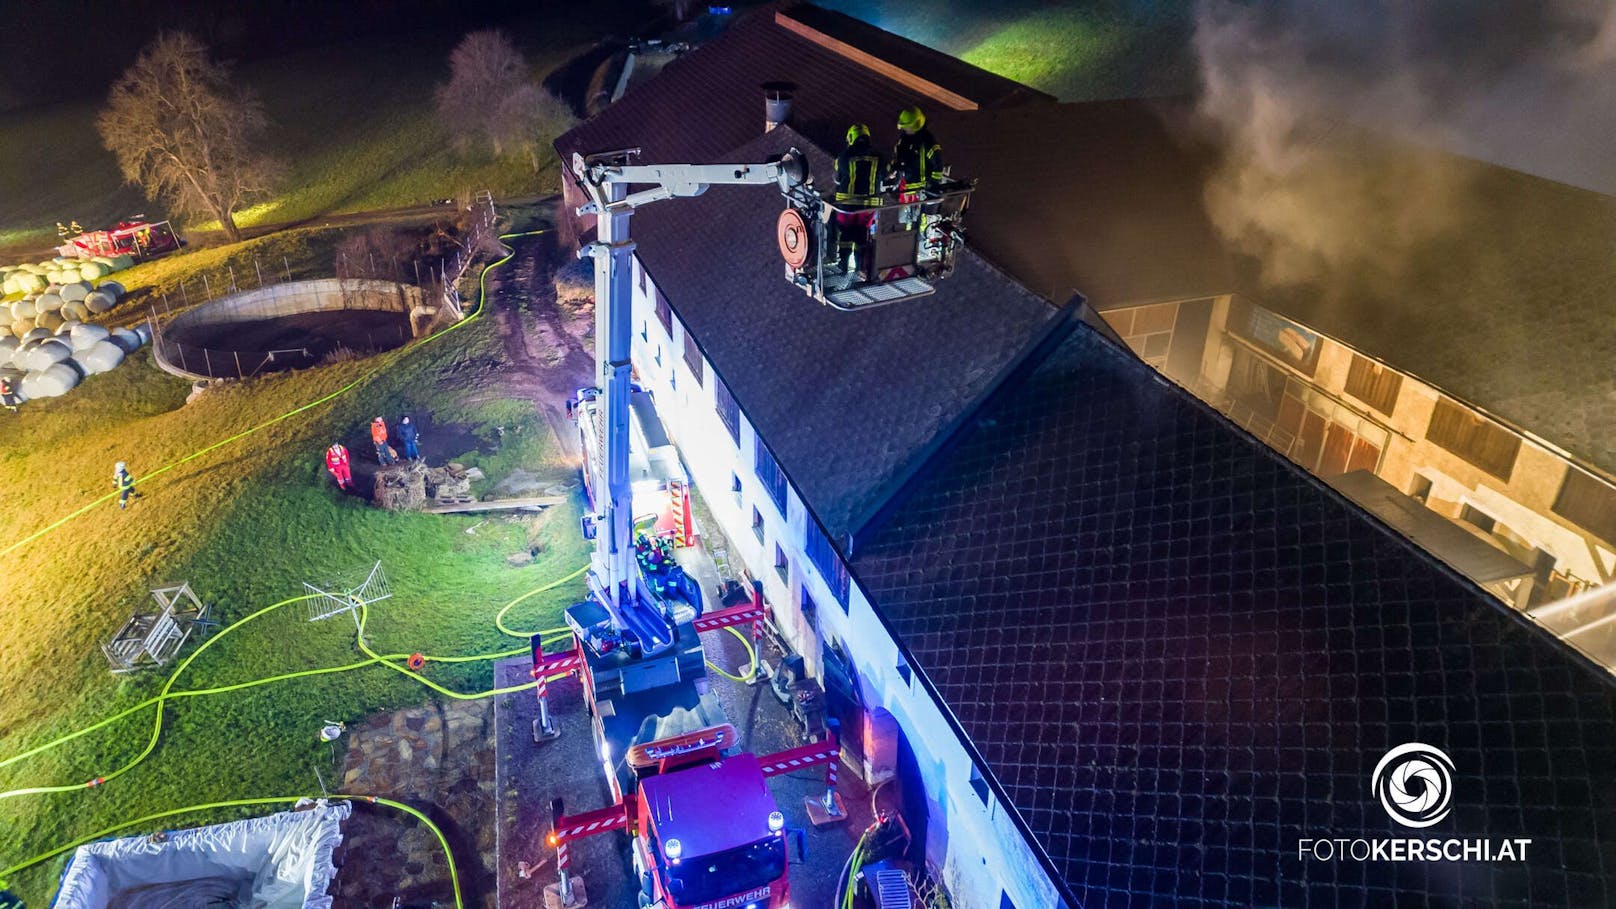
1372 743 1455 828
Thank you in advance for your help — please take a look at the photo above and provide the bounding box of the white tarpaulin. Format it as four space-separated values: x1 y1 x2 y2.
53 800 350 909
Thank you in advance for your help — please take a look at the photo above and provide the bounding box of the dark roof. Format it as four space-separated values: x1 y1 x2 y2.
557 2 1048 170
631 125 1057 539
853 322 1616 907
935 99 1235 308
558 3 1616 480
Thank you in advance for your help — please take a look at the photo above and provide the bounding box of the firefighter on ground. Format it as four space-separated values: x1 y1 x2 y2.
0 376 18 413
113 461 141 509
324 442 353 490
371 417 396 465
397 415 421 461
831 123 885 277
890 106 945 199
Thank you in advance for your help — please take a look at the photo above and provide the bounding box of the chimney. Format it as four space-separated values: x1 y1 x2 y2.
763 82 795 132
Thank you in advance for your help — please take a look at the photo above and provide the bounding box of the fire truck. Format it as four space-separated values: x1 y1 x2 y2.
532 145 971 908
57 219 183 261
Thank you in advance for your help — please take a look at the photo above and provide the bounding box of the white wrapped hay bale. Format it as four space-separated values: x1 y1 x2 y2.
78 262 108 282
36 310 64 332
59 300 90 322
21 338 72 371
84 290 117 314
60 282 91 303
134 324 153 345
109 327 142 352
11 298 36 320
21 362 79 398
35 293 63 313
73 339 125 375
69 323 109 351
0 336 18 358
99 280 126 299
22 326 50 343
111 255 135 271
12 319 36 340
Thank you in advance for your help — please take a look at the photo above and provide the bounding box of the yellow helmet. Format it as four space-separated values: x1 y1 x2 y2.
897 106 925 131
846 123 871 145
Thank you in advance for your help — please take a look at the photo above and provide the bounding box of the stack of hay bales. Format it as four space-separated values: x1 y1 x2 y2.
2 279 128 339
0 248 150 404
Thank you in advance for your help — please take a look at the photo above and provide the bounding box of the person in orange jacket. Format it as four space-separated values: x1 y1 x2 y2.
371 417 396 465
324 442 352 490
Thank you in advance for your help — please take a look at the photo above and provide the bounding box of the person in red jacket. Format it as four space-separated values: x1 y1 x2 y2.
324 442 352 490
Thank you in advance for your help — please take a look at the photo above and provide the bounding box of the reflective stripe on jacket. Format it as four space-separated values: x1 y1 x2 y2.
835 138 884 206
893 128 944 188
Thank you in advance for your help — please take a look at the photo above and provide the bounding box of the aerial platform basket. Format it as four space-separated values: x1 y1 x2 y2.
777 177 974 312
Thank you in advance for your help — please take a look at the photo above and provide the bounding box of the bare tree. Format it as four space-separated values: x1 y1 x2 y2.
97 32 281 244
437 30 573 170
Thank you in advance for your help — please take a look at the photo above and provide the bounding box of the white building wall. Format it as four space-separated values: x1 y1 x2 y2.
629 256 1062 909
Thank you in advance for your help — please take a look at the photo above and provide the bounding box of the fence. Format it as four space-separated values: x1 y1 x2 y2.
438 191 499 321
146 192 499 381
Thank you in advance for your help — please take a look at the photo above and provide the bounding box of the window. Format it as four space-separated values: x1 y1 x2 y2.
805 527 850 609
1409 474 1433 504
637 258 646 294
714 375 741 444
1426 398 1520 482
1460 504 1497 534
639 320 648 343
654 288 672 334
1345 354 1402 416
731 472 743 509
751 506 765 545
774 543 789 584
754 437 788 510
683 332 704 387
1000 893 1018 909
1553 467 1616 543
894 655 912 686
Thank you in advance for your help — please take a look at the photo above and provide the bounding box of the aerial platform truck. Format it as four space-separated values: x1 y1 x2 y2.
530 146 972 909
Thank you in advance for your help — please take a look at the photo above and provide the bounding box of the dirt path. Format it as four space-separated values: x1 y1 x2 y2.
483 230 594 463
0 195 556 263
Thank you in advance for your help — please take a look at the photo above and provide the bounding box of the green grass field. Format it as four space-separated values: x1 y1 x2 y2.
821 0 1198 102
0 230 590 900
0 0 650 253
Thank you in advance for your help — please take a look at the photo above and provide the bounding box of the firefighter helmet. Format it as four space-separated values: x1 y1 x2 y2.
845 123 871 145
898 106 926 132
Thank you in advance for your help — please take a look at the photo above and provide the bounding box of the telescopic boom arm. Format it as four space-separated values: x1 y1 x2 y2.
569 148 813 641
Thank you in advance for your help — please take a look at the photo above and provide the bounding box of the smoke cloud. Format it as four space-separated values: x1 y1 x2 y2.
1194 0 1616 289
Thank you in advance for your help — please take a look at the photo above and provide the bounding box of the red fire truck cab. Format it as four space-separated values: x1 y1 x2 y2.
633 749 790 909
